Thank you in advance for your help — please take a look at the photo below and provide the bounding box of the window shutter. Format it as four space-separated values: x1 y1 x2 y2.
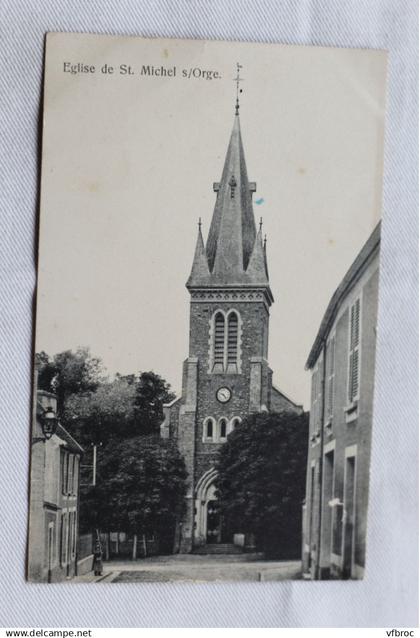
352 348 359 399
326 337 335 420
354 299 360 347
348 298 361 403
348 351 354 402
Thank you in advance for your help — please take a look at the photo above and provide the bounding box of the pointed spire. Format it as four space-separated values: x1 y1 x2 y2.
205 114 257 282
263 234 269 279
186 220 210 287
245 227 269 284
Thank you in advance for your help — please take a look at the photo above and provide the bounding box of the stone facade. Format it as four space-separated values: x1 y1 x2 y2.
302 223 380 579
166 110 302 553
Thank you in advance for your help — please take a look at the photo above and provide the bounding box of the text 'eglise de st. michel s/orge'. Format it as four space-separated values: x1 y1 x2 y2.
63 62 222 80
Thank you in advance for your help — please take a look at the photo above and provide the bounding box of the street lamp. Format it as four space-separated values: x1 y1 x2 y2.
40 406 59 440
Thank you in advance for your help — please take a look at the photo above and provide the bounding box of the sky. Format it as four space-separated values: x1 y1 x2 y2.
36 34 387 408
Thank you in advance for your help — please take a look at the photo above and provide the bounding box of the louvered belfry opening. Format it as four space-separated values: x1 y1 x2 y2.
227 313 238 371
214 312 225 371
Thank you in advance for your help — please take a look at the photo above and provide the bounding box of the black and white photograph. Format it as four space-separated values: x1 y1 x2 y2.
28 32 387 583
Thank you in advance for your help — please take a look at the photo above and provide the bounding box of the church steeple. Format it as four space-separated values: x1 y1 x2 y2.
187 111 273 302
186 219 210 287
206 114 256 276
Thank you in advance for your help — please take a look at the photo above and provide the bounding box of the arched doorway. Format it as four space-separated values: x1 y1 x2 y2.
194 468 222 546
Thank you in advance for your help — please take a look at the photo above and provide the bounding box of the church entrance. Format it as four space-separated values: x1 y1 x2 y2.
206 500 221 543
194 468 228 546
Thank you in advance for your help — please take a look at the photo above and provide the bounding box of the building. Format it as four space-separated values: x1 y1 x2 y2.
163 100 302 553
28 389 87 581
302 223 381 579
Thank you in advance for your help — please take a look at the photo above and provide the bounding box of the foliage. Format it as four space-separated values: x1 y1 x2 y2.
36 349 183 548
133 371 176 436
216 411 309 558
62 376 137 447
60 370 175 445
36 348 102 413
80 436 187 550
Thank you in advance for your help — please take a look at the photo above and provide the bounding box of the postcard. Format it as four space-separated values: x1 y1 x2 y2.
28 32 387 582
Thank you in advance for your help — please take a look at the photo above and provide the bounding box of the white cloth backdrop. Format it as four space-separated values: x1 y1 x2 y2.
0 0 418 628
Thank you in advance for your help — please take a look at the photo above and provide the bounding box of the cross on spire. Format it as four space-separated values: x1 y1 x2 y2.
234 62 243 115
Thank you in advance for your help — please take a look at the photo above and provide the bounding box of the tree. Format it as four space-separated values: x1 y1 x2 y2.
216 411 309 558
36 348 102 413
81 436 187 554
62 376 137 447
133 371 176 436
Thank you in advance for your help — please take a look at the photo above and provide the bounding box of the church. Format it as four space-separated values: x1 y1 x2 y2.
161 95 302 553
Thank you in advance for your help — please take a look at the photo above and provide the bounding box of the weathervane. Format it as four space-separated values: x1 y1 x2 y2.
234 62 243 115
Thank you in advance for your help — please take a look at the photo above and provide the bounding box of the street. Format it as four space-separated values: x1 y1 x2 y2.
76 554 302 583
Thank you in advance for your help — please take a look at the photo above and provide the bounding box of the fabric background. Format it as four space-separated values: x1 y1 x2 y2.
0 0 418 628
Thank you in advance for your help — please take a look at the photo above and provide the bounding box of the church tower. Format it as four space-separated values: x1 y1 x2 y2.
163 87 301 553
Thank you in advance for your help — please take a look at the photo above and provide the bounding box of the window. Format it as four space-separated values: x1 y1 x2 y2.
61 450 69 494
311 358 322 439
230 417 241 432
60 513 67 566
219 418 227 439
323 450 335 557
73 456 79 495
68 512 73 561
69 511 77 558
203 417 215 441
348 298 361 403
325 336 335 424
67 454 74 495
210 310 241 373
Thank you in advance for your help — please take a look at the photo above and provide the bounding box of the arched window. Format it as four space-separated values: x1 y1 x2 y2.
203 417 215 442
210 310 241 374
227 312 239 372
219 418 227 440
230 417 241 433
213 312 225 372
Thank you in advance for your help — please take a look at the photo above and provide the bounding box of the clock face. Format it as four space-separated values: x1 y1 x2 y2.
216 387 231 403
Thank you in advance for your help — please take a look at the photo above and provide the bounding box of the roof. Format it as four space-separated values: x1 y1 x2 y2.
163 396 182 408
186 114 272 299
272 384 303 411
305 222 381 370
56 424 84 454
